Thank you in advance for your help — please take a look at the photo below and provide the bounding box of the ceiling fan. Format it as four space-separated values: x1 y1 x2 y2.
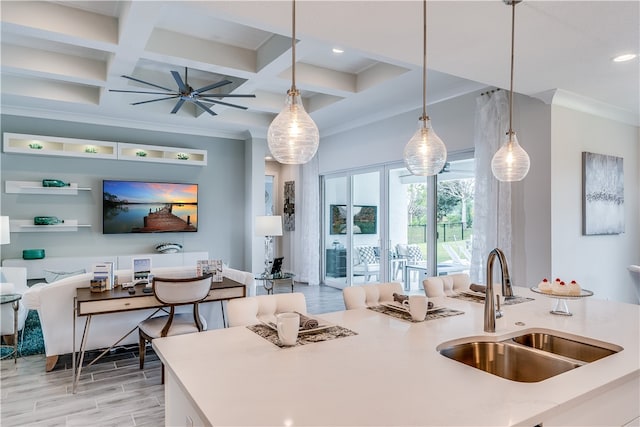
109 67 255 116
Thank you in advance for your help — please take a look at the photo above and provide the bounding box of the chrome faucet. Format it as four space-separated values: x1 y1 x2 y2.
484 248 513 332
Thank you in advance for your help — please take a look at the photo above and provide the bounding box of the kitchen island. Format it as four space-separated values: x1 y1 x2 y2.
153 287 639 426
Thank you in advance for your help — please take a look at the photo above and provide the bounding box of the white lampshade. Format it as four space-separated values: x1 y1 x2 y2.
404 116 447 176
267 91 319 165
255 215 283 237
491 131 530 182
0 216 10 245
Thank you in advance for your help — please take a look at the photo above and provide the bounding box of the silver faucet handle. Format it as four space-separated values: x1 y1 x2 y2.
495 295 503 318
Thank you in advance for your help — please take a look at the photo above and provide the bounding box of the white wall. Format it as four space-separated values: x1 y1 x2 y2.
551 106 639 303
1 115 250 271
317 89 638 303
510 96 552 288
318 91 479 174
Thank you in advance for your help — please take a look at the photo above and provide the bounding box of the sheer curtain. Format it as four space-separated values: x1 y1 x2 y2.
470 90 512 284
293 155 320 285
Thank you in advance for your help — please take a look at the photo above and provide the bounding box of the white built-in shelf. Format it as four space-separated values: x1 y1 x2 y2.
5 181 91 195
9 219 90 233
2 133 207 166
118 143 207 166
3 133 117 159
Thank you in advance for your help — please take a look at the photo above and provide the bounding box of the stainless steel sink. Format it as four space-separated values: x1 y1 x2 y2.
511 332 618 363
438 330 621 383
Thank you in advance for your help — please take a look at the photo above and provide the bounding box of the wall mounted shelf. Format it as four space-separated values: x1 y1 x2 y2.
9 219 90 233
3 133 117 159
5 181 91 195
118 143 207 166
3 133 207 166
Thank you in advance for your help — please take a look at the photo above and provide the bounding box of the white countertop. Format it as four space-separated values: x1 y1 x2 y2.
152 287 639 426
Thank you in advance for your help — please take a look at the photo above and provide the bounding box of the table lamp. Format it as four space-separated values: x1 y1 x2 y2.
0 216 10 245
255 215 283 274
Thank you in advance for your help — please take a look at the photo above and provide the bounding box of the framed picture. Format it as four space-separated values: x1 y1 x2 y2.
132 257 152 280
284 181 295 231
582 152 624 235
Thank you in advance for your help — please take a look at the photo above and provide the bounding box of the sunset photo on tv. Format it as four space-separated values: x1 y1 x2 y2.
103 180 198 234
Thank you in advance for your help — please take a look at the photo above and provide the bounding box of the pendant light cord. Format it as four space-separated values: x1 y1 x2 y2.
508 0 516 135
421 0 427 121
291 0 297 93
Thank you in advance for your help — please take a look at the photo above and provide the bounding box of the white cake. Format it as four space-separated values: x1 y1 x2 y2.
537 278 552 293
552 279 570 295
567 280 582 296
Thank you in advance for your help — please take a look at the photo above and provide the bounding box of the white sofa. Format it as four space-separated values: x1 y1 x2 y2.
22 264 254 371
0 267 29 337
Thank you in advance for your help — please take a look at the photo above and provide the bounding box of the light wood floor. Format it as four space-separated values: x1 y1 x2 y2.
0 284 346 426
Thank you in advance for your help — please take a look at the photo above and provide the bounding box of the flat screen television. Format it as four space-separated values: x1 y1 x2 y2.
329 204 377 235
103 180 198 234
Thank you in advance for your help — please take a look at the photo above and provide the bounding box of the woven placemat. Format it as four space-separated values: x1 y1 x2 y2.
449 293 534 305
247 324 358 348
367 305 464 323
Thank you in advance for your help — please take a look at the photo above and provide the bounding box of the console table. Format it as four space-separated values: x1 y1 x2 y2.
72 277 245 393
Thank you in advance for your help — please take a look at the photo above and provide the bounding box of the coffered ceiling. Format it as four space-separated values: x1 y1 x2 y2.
1 1 638 141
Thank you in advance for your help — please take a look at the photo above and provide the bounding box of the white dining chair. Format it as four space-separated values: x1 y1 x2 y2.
138 273 212 379
342 282 404 310
226 293 307 327
422 273 470 297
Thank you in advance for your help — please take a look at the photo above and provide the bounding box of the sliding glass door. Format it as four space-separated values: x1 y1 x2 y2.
322 153 474 289
387 166 433 291
322 169 381 289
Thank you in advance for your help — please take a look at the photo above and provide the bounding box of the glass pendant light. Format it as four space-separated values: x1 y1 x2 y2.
491 0 530 182
404 0 447 176
267 0 319 165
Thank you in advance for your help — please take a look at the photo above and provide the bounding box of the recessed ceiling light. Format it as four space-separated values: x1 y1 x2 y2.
332 48 344 54
613 53 637 62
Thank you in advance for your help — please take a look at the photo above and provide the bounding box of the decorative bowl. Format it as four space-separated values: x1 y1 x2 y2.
155 243 183 254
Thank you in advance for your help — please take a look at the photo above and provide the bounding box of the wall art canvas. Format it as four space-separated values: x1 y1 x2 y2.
284 181 295 231
582 152 624 235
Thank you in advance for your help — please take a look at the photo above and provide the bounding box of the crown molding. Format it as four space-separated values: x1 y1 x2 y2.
533 89 639 127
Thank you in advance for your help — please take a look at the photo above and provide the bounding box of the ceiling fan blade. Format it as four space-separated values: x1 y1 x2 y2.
194 80 232 94
171 71 188 93
109 89 177 95
171 99 186 114
199 94 256 98
121 75 174 92
131 95 180 106
193 100 217 116
201 99 248 110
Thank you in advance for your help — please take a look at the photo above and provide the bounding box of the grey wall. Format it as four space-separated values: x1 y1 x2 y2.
0 115 250 271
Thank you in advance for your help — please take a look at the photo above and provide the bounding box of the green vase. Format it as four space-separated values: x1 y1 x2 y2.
42 179 70 187
34 216 64 225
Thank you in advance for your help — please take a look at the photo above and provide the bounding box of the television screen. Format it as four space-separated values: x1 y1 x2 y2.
330 204 377 235
103 180 198 234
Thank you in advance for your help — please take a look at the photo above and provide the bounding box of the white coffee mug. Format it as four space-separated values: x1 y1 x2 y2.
276 312 300 346
404 295 428 321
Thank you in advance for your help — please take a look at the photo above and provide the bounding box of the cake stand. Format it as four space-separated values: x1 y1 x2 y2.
530 287 594 316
